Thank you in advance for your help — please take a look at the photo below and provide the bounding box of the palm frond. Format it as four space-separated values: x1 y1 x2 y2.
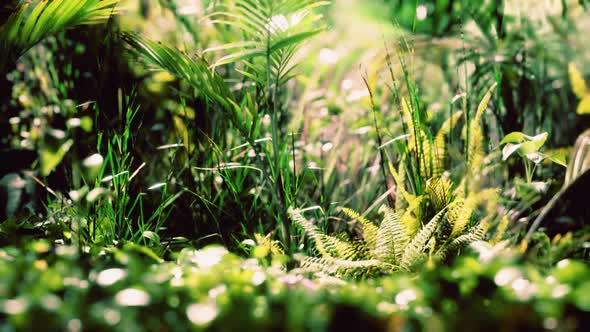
0 0 120 72
205 0 328 86
121 33 234 110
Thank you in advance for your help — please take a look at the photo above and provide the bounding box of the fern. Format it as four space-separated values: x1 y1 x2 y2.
400 208 446 271
568 62 590 115
375 205 407 264
491 216 509 245
298 256 383 277
341 207 378 249
0 0 120 72
467 83 497 175
399 195 423 237
425 176 454 212
291 200 486 278
254 233 285 257
435 218 489 261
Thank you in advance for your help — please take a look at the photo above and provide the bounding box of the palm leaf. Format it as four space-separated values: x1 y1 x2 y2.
0 0 120 72
121 33 234 110
207 0 328 85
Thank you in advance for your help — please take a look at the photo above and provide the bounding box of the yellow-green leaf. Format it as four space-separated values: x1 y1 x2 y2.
569 63 589 99
40 139 74 176
577 95 590 115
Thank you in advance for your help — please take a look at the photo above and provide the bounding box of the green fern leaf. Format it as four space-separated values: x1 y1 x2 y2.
436 218 489 261
377 205 408 264
400 208 446 271
467 83 497 173
400 196 424 236
341 207 378 250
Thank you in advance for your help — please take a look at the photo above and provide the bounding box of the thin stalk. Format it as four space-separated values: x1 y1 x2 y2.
265 3 291 253
362 74 394 207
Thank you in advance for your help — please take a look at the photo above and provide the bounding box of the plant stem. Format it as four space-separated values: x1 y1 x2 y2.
265 3 291 254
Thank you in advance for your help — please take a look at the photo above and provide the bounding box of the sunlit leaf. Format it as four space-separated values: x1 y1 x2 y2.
40 139 74 176
569 62 588 99
576 95 590 115
0 0 120 72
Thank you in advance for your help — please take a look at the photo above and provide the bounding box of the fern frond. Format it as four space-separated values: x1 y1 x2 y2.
290 207 361 260
468 188 500 214
432 111 463 177
317 234 362 260
298 256 339 274
425 176 454 212
448 199 472 236
254 233 285 256
394 158 408 211
448 188 498 236
289 207 322 244
388 160 415 204
400 208 446 271
376 205 408 264
297 255 383 276
436 218 489 261
467 83 497 173
400 196 424 236
341 207 378 250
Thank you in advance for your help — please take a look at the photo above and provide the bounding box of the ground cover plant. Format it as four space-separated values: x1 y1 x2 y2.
1 0 590 331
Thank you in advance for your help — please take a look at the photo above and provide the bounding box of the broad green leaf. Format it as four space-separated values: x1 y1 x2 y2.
502 143 522 161
529 133 548 150
518 140 544 156
500 131 527 145
546 151 568 167
500 132 547 152
40 139 74 176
